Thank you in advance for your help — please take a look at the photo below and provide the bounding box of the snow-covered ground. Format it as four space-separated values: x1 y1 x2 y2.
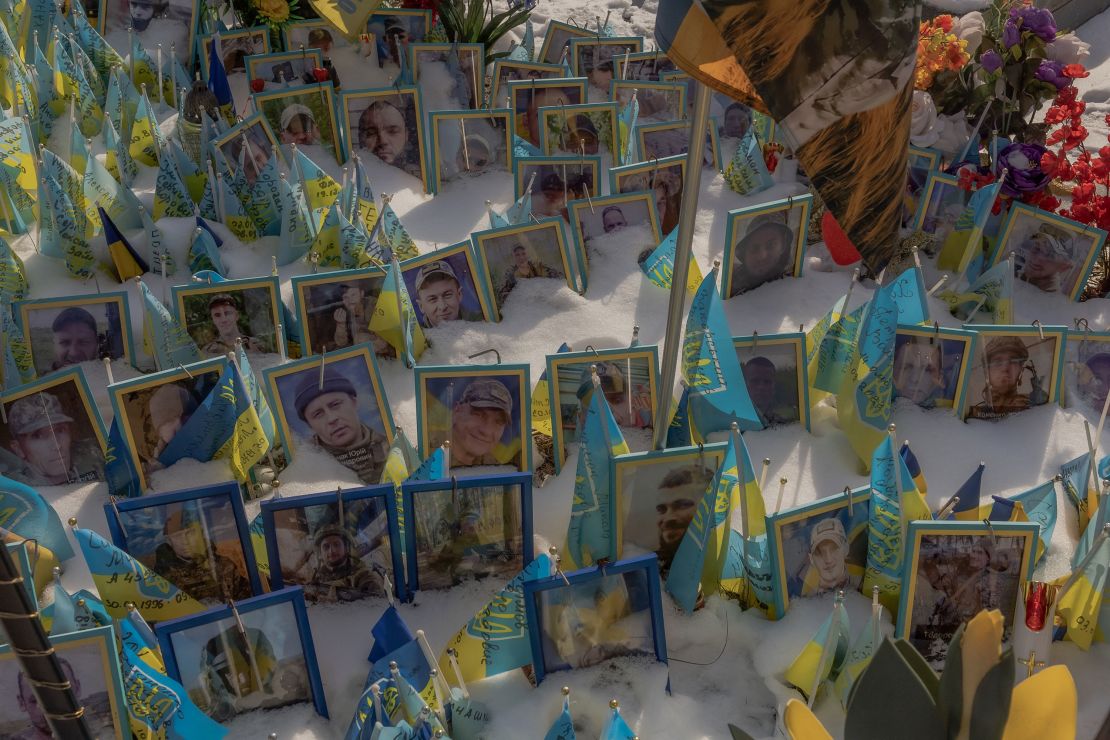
9 0 1110 737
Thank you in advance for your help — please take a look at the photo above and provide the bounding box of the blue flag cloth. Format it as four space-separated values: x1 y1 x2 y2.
139 280 202 370
665 384 697 448
543 694 575 740
564 388 630 569
0 475 75 560
367 604 413 663
409 446 447 481
899 441 927 493
207 33 233 108
600 705 637 740
48 570 77 635
237 347 276 446
886 266 929 325
104 418 142 498
723 127 772 195
682 267 762 434
513 134 543 158
618 91 639 165
347 638 435 738
948 463 984 520
187 224 225 276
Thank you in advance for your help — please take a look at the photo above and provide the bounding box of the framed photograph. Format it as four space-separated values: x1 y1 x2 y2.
567 191 661 261
537 20 594 64
0 367 107 488
524 553 667 684
610 154 686 235
402 472 533 591
284 19 372 89
962 325 1066 421
100 0 197 65
0 626 127 739
905 146 942 228
489 60 567 109
710 96 757 140
546 345 659 472
513 155 602 222
721 194 813 298
897 520 1038 668
342 86 428 188
201 28 270 83
245 49 324 93
368 9 433 67
108 357 227 492
155 587 328 721
1065 327 1110 412
428 109 511 193
261 484 404 602
539 101 619 161
733 332 810 430
172 277 283 359
507 77 588 147
399 242 492 328
613 50 678 82
893 325 976 412
612 443 727 573
636 119 720 170
264 345 394 484
291 267 392 357
254 83 343 164
471 219 575 321
212 113 280 189
990 203 1107 301
415 365 531 471
767 486 870 616
567 37 644 91
611 80 686 123
15 292 135 376
104 482 261 605
913 172 974 266
411 42 485 110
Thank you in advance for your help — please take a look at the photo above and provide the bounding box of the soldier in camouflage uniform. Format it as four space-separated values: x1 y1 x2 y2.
154 506 252 604
4 392 104 486
304 524 385 602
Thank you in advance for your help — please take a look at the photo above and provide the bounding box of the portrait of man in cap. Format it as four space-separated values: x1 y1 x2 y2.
1015 222 1083 295
304 523 386 602
969 335 1052 420
1 389 104 487
410 259 484 328
728 209 798 297
494 240 565 311
428 376 520 469
290 365 390 484
198 293 267 357
800 517 850 595
278 104 321 146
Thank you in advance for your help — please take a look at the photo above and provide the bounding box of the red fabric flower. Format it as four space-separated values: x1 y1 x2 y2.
934 14 954 32
1073 182 1096 203
1063 64 1089 78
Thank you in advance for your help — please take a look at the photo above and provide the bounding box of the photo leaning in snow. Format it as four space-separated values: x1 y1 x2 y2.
7 0 1110 736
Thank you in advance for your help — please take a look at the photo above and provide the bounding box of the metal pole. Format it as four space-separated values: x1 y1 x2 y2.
0 543 93 739
651 79 712 450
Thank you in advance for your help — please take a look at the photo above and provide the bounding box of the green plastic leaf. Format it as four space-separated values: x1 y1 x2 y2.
937 623 967 739
729 724 758 740
968 649 1015 740
893 639 940 703
845 639 942 740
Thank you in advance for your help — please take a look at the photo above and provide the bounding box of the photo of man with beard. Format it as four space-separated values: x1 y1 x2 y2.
353 93 426 182
652 465 711 572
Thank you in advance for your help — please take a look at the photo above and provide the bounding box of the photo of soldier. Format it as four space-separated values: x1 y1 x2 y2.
512 83 585 147
298 275 394 358
0 379 106 487
1010 220 1091 298
551 353 656 455
776 500 868 605
368 12 430 68
614 159 685 234
103 0 197 65
425 376 524 469
21 298 129 377
350 93 426 181
1073 345 1110 413
179 288 277 358
410 482 524 589
727 210 799 297
401 256 486 329
967 335 1055 420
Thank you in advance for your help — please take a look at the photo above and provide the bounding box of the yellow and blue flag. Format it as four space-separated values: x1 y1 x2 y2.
369 256 429 365
374 201 419 261
1006 480 1057 565
564 387 631 568
156 360 270 481
937 181 1001 275
437 554 553 685
508 18 534 62
104 418 141 498
0 234 29 303
348 156 380 235
940 256 1013 325
641 228 703 293
682 265 762 434
99 207 149 282
311 203 343 267
617 90 638 165
600 703 637 740
1055 524 1109 650
73 526 205 621
187 224 225 276
218 172 259 242
339 209 375 269
665 383 700 448
533 343 572 440
348 637 441 738
807 296 864 402
153 148 195 220
86 145 143 231
898 441 927 494
304 0 379 45
380 430 420 539
1060 453 1098 534
129 88 162 167
42 147 91 234
206 31 233 115
886 266 929 325
1074 490 1108 570
102 118 138 189
544 692 574 740
724 126 772 196
238 346 276 447
0 474 75 560
1 308 36 389
783 593 850 703
948 462 984 521
139 280 201 370
833 596 882 707
277 175 314 265
247 512 270 591
837 282 898 469
861 435 931 614
294 146 340 212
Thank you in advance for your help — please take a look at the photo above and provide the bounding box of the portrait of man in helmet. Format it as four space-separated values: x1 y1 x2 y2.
968 333 1058 420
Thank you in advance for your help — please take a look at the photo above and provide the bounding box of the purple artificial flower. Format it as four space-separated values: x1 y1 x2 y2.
980 49 1003 73
1010 5 1057 42
1002 18 1021 48
1035 59 1069 90
996 142 1051 196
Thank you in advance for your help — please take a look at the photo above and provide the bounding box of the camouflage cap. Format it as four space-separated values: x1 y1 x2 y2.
414 260 459 292
984 335 1029 361
314 524 351 548
207 293 239 311
8 393 75 436
459 378 513 416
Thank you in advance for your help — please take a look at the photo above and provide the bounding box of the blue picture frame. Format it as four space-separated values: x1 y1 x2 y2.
104 481 263 600
0 624 129 739
523 553 667 685
399 241 494 326
489 59 567 109
732 332 812 431
260 483 406 602
721 194 814 299
765 485 870 618
14 291 138 376
401 472 534 593
565 36 644 78
537 101 620 161
340 85 431 191
155 586 329 720
565 190 661 293
426 108 513 195
896 520 1038 667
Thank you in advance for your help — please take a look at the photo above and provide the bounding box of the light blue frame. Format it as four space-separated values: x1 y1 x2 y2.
732 331 812 432
720 194 814 299
14 291 138 374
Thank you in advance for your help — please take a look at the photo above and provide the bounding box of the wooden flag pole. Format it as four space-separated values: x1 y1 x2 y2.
650 79 711 450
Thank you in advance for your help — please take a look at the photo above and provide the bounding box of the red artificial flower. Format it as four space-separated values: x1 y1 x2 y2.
1057 86 1079 104
1041 149 1059 176
1072 204 1095 223
1045 106 1068 125
1073 182 1096 203
1093 159 1108 178
1063 64 1090 79
934 14 954 32
1099 146 1110 163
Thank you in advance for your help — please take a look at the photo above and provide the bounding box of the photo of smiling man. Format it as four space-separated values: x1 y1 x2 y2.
402 253 488 329
423 372 528 471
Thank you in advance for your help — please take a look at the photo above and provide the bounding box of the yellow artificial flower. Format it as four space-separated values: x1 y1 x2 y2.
255 0 289 23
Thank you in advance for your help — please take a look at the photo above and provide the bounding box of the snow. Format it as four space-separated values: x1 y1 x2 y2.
6 3 1110 739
